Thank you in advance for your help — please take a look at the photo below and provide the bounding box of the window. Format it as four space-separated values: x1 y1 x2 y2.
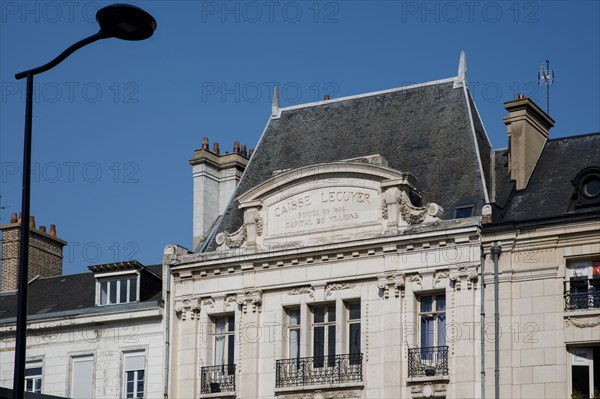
312 304 336 367
419 294 446 349
454 205 474 219
287 309 301 360
123 351 145 399
25 361 42 393
566 259 600 310
348 303 361 365
98 275 138 305
569 346 600 398
71 355 94 399
214 316 235 366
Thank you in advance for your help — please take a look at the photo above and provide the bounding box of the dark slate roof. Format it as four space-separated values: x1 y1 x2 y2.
492 132 600 223
204 79 491 251
0 264 162 321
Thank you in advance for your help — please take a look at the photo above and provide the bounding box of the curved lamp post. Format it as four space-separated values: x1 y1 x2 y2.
13 4 155 398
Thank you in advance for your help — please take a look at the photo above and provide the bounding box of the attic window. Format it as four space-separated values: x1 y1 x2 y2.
97 275 138 306
454 205 474 219
573 167 600 208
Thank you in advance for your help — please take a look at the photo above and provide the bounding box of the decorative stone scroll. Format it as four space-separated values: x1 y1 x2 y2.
174 296 200 321
288 286 315 298
410 382 448 398
407 273 423 290
325 282 356 298
235 289 263 313
565 316 600 328
377 272 405 298
449 265 478 290
433 270 450 288
215 208 262 250
383 186 443 232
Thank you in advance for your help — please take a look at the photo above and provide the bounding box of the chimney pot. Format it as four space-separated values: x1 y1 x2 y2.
18 212 22 225
10 212 17 223
241 144 247 157
249 149 254 157
49 224 57 237
233 141 240 153
29 216 35 229
516 93 525 100
202 137 209 150
213 143 220 155
39 226 46 233
323 95 330 101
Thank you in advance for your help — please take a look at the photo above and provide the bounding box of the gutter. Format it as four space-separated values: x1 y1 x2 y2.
480 246 486 399
163 263 172 398
491 242 502 399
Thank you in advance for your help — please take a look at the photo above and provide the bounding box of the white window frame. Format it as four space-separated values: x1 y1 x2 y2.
418 293 446 349
213 315 235 367
25 360 43 394
286 308 301 360
311 304 337 367
96 272 139 306
122 350 146 399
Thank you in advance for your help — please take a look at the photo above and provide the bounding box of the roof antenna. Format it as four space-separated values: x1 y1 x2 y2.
538 60 554 115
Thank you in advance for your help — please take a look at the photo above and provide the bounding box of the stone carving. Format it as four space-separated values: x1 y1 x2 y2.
216 208 261 250
288 286 315 298
236 289 263 313
433 270 450 288
201 297 215 307
449 265 478 290
381 198 388 219
408 273 423 289
565 316 600 328
224 294 238 308
174 296 200 321
325 282 356 298
383 186 443 231
410 382 448 397
278 390 362 399
377 272 405 298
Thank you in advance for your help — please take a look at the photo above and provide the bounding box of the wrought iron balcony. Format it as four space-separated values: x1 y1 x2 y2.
408 346 449 377
200 364 236 394
276 353 363 388
564 291 600 311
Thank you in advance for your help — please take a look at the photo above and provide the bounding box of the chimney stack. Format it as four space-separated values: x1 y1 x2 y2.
504 94 554 190
1 216 66 292
189 139 250 249
202 137 209 150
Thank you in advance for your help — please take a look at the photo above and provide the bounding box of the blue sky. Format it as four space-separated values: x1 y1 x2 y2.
1 1 599 275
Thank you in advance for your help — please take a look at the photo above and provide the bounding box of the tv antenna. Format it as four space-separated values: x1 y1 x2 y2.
538 60 554 115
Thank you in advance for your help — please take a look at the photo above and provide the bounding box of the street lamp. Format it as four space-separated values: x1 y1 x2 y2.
12 4 156 398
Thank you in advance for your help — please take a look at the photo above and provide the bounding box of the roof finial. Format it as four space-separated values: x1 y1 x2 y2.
454 50 467 88
271 85 280 117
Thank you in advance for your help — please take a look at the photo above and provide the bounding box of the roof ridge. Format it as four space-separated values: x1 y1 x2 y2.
279 76 458 113
548 131 600 141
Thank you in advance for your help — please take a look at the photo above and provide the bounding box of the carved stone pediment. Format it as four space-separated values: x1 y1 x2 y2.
565 316 600 328
377 272 405 298
215 161 443 251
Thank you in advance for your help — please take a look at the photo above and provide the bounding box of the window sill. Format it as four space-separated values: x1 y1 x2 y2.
274 382 364 394
199 392 236 399
407 375 450 384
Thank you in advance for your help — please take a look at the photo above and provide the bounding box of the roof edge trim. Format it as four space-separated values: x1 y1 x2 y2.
463 84 490 203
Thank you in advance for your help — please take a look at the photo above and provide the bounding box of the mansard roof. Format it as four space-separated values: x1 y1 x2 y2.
203 77 492 251
490 132 600 225
0 264 162 322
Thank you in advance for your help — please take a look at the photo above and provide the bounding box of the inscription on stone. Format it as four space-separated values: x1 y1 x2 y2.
267 187 379 235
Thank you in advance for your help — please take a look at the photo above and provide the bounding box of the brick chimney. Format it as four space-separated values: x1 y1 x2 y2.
1 212 67 292
504 94 555 190
189 138 249 249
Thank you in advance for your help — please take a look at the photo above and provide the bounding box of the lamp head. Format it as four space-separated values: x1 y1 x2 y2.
96 4 156 41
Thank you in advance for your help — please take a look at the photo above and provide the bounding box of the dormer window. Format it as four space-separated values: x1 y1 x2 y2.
573 167 600 208
97 274 139 306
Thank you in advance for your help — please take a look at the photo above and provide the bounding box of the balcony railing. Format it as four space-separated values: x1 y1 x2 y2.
200 364 236 394
276 353 363 388
564 291 600 311
408 346 449 377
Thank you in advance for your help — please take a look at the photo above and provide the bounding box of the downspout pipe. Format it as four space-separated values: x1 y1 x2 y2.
491 242 502 399
164 263 172 398
481 248 486 399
